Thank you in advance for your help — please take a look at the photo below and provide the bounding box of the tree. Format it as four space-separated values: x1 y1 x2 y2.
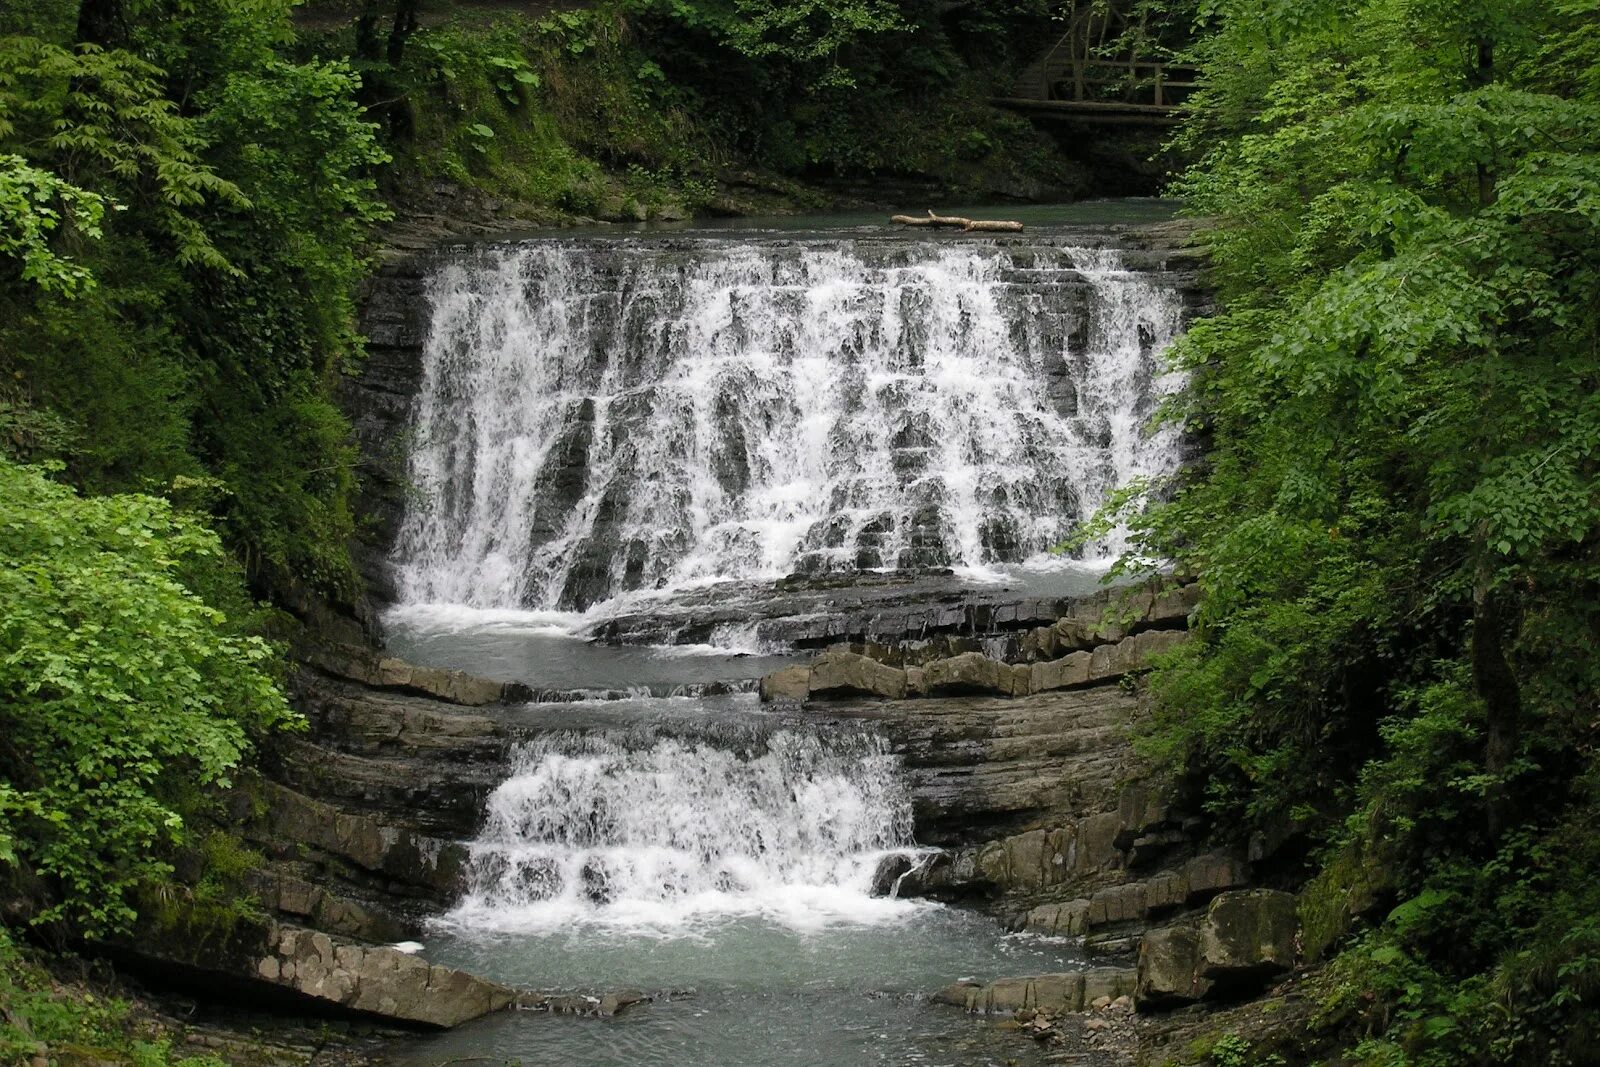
1105 0 1600 1058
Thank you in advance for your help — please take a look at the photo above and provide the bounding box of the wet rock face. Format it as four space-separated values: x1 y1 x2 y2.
244 659 518 941
593 572 1198 657
378 237 1197 613
816 686 1139 847
346 262 435 599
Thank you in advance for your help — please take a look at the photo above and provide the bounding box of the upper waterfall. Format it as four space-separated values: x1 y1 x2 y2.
392 235 1184 612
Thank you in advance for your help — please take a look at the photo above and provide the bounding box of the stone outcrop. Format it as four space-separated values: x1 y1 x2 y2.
250 780 468 901
246 868 411 944
922 651 1032 697
1020 852 1250 937
521 990 653 1017
241 658 516 938
934 969 1138 1015
760 626 1189 706
1023 583 1201 660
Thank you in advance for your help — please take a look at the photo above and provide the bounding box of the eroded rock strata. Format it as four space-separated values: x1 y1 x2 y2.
758 578 1306 1036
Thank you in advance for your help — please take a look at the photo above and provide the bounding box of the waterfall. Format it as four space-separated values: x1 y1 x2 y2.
393 236 1185 612
443 728 924 934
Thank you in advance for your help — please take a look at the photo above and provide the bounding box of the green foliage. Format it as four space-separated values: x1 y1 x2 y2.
722 0 906 88
0 154 105 294
1207 1034 1286 1067
0 0 389 599
0 927 227 1065
0 460 299 935
1107 0 1600 1060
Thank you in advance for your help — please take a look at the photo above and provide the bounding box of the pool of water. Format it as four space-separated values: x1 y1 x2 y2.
391 911 1078 1067
382 602 800 690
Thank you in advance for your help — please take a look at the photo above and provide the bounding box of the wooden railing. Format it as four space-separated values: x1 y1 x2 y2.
1005 15 1198 124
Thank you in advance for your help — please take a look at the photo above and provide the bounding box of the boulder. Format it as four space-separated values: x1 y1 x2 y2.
123 915 514 1029
758 664 810 703
1198 889 1298 981
806 649 907 700
1136 926 1212 1007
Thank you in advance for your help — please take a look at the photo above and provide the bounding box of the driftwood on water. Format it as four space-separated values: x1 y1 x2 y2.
890 210 1024 233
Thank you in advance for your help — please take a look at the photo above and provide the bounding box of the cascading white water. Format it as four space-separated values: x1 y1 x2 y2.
392 237 1184 612
443 728 924 934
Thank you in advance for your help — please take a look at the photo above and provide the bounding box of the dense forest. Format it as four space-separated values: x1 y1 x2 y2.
2 0 1598 1064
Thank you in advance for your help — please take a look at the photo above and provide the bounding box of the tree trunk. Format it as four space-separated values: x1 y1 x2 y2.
891 211 1024 233
1474 560 1522 840
386 0 421 68
354 0 384 63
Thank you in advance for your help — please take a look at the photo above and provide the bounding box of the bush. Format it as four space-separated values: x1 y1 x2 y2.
0 460 300 935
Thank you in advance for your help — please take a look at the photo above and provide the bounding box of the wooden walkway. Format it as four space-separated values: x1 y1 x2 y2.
994 11 1196 127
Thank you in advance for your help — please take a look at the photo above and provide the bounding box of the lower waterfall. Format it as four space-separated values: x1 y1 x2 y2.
443 727 924 935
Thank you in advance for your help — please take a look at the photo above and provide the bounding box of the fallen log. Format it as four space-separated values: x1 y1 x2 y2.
891 210 1024 233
